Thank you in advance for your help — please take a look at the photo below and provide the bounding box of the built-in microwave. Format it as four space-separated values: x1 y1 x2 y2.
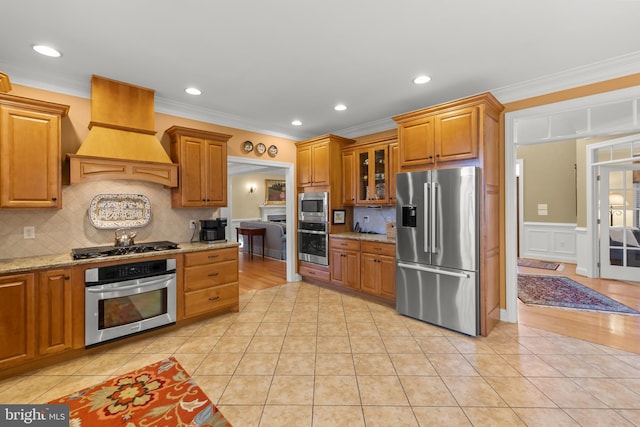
298 191 328 222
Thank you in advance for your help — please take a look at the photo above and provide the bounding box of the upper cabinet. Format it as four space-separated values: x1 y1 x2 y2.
0 94 69 209
296 134 353 190
167 126 231 208
393 94 501 171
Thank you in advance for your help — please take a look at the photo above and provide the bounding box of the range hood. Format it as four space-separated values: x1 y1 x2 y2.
68 75 178 187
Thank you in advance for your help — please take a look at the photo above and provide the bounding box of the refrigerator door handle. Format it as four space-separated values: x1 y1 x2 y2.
397 262 471 279
430 182 438 254
424 182 430 254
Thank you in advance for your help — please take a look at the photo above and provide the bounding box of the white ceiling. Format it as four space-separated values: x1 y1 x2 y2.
1 0 640 141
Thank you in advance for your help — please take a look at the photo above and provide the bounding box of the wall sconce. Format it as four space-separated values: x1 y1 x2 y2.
248 184 257 194
608 193 627 226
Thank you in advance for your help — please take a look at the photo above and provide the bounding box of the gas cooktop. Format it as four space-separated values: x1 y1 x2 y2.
71 241 179 260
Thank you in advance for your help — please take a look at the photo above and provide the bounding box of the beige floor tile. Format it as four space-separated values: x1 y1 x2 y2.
376 321 412 337
218 375 272 405
73 353 134 376
193 322 231 337
382 336 422 353
266 375 314 404
275 353 316 375
572 378 640 409
241 301 271 312
564 408 635 426
577 354 640 377
353 353 396 375
317 335 351 353
224 321 260 336
463 353 521 377
33 375 109 403
539 354 608 378
350 336 386 353
290 310 319 322
0 374 64 403
282 335 316 353
30 355 93 376
246 335 284 353
190 375 231 404
234 310 266 322
403 319 446 337
286 321 318 336
527 377 608 409
313 405 365 427
254 321 288 336
501 354 564 377
617 409 640 425
345 310 374 323
174 335 219 353
260 405 312 426
484 376 556 408
357 375 409 406
361 406 418 427
390 353 437 376
111 353 173 376
314 375 361 405
448 336 496 354
195 352 243 375
517 336 568 354
211 335 252 353
103 336 159 353
316 353 355 375
235 353 279 375
442 376 507 407
348 321 381 337
139 335 188 353
482 336 532 355
463 407 526 426
173 353 207 375
216 404 263 427
427 354 479 377
262 310 292 322
412 407 472 426
512 408 580 427
415 336 459 353
317 321 348 336
399 376 458 406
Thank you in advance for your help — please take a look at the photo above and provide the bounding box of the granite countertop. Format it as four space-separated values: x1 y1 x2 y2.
330 232 396 244
0 241 240 275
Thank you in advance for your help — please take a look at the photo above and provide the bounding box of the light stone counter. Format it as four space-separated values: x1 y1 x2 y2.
330 232 396 244
0 241 240 275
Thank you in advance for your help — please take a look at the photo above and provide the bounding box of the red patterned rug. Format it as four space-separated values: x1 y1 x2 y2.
518 274 640 315
48 357 231 426
517 258 560 270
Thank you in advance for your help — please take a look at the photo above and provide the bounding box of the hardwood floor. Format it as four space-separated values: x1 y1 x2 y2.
517 261 640 354
237 250 640 355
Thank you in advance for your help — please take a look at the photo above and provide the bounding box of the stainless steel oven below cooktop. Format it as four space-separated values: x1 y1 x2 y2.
71 241 179 260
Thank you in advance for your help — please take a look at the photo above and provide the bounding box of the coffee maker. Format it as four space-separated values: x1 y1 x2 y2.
199 218 227 242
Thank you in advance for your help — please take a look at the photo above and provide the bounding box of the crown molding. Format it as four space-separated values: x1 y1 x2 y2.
492 51 640 103
332 117 396 139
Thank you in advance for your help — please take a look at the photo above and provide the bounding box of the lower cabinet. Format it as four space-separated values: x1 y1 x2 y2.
329 237 395 300
183 247 239 318
0 268 73 369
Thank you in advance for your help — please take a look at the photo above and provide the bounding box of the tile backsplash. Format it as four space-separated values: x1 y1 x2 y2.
353 206 396 234
0 180 218 260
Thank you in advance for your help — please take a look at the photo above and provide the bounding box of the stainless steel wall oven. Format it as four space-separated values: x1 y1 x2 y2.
298 221 329 265
84 258 177 347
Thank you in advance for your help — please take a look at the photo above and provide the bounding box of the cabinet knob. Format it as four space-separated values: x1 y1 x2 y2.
51 197 57 202
208 296 220 302
64 275 70 280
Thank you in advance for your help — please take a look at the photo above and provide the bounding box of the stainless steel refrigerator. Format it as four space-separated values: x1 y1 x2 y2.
395 166 479 336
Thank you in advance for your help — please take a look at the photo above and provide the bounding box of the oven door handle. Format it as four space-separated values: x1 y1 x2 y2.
297 229 327 235
85 274 175 293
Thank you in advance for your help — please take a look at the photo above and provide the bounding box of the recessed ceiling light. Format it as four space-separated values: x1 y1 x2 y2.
32 44 61 58
334 104 347 111
413 75 431 85
185 87 202 95
292 120 302 126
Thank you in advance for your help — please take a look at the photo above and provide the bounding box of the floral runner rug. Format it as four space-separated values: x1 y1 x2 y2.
518 274 640 315
48 356 231 426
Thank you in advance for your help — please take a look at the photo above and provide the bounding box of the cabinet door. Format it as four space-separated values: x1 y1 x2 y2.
379 255 396 299
0 106 60 208
297 144 313 187
360 253 379 294
330 248 345 284
434 106 478 162
39 269 73 356
342 150 356 205
204 139 227 206
0 273 36 368
179 136 206 206
398 116 435 169
388 143 399 204
357 150 370 204
344 250 361 289
370 146 388 204
311 142 330 186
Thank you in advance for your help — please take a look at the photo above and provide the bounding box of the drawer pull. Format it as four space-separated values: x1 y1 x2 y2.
339 243 347 247
208 254 219 258
373 247 382 250
309 271 316 275
208 296 220 301
208 272 219 277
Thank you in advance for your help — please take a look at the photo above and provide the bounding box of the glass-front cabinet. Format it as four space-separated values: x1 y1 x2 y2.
357 145 388 205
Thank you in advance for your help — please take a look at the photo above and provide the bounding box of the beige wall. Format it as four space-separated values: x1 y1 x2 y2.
231 173 286 219
517 141 577 223
0 84 297 259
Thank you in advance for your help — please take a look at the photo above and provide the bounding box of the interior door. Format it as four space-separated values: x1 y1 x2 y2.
599 165 640 281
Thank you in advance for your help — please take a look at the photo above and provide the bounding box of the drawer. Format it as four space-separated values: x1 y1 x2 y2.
299 264 330 282
184 283 239 318
184 260 238 291
330 237 360 251
361 241 396 257
184 247 238 267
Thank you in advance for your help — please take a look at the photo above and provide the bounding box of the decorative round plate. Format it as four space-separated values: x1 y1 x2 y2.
256 143 267 154
268 145 278 157
243 140 254 152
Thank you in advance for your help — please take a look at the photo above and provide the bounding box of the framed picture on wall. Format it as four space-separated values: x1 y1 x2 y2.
333 209 346 224
265 179 286 205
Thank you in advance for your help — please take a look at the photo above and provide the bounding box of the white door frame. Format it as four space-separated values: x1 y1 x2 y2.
227 155 301 283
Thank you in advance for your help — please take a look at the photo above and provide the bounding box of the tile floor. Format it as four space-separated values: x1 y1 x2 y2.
3 281 640 426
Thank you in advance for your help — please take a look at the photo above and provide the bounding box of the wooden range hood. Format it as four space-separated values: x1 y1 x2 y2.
67 75 178 187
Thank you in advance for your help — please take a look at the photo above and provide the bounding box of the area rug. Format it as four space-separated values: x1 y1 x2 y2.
48 357 231 426
517 258 560 270
518 274 640 315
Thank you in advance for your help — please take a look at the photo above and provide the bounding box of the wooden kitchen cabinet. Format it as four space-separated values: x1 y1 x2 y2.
342 149 357 206
388 142 399 204
329 237 360 289
183 247 239 318
357 144 388 205
167 126 231 208
38 268 73 356
0 94 69 209
360 241 396 299
0 273 36 369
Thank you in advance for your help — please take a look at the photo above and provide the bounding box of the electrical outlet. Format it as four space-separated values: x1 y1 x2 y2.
23 226 35 239
189 220 197 229
363 216 370 223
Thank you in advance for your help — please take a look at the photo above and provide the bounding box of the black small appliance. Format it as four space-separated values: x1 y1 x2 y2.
199 218 227 242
